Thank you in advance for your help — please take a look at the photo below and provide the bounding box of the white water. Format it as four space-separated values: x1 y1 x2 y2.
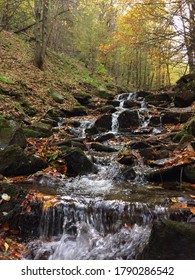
30 223 151 260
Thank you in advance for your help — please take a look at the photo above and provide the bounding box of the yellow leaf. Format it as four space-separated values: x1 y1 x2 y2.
4 242 9 252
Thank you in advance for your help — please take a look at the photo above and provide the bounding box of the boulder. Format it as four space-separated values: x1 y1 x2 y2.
145 93 172 106
118 110 139 131
0 145 48 176
173 74 195 107
61 106 87 117
95 88 114 100
73 92 91 105
106 100 120 107
90 142 117 153
123 100 141 109
95 133 115 142
99 105 116 114
0 118 27 149
93 114 112 132
119 167 136 180
184 164 195 183
141 220 195 259
48 89 64 104
118 154 136 165
61 147 95 176
161 111 193 125
24 122 52 138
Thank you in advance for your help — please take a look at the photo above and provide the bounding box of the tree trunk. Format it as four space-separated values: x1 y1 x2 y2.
34 0 49 70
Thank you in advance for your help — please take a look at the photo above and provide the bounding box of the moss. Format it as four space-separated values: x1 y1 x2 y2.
0 74 14 84
48 89 64 104
24 128 45 138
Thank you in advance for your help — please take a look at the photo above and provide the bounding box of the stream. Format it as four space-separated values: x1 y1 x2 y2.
24 92 195 260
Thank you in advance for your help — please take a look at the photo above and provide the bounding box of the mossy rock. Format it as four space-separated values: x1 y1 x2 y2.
141 220 195 259
95 88 114 100
73 92 91 105
48 89 64 104
24 128 45 138
0 118 27 149
99 105 116 114
0 145 48 176
24 122 52 138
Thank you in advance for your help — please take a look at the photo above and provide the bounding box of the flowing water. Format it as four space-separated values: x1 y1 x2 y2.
25 92 193 260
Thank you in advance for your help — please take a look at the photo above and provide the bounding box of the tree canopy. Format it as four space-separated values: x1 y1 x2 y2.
0 0 194 89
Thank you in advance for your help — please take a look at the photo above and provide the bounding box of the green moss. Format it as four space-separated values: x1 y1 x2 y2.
0 74 14 84
23 128 44 138
48 89 64 104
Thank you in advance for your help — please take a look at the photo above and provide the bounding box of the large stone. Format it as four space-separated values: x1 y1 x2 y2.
173 74 195 107
141 220 195 259
48 89 64 104
93 114 112 132
118 110 140 131
145 93 172 106
0 145 48 176
91 142 117 153
0 118 27 149
184 164 195 183
24 122 52 138
73 92 91 105
61 147 95 176
162 111 193 125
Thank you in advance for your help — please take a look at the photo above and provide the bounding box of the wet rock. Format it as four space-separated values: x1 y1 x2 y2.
118 154 136 166
123 100 141 109
136 91 151 98
95 133 115 142
99 105 116 114
0 118 27 149
106 100 120 107
141 220 195 259
146 160 195 183
184 164 195 183
61 147 95 176
174 90 195 108
162 111 193 125
0 145 48 176
145 93 172 106
118 110 139 131
149 116 162 126
139 146 169 163
73 92 91 105
61 106 88 117
85 126 99 136
130 141 151 150
91 142 117 153
119 167 136 180
93 114 112 132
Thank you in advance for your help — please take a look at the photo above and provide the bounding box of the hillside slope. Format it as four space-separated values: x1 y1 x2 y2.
0 31 118 121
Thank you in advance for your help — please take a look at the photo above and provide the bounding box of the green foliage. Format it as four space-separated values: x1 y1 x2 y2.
0 74 14 84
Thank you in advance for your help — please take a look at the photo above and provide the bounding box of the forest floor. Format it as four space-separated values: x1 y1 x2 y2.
0 30 121 121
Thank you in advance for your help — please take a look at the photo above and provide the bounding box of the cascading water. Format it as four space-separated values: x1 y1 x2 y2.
23 91 193 260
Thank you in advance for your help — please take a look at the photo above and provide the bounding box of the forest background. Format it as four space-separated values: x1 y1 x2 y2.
0 0 195 92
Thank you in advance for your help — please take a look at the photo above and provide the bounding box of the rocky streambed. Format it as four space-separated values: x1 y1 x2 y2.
0 83 195 260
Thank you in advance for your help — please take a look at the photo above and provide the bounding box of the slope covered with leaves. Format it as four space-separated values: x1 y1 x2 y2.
0 31 116 120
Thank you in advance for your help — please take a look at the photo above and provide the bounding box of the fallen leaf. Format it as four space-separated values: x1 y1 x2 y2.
4 242 9 252
1 193 11 201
